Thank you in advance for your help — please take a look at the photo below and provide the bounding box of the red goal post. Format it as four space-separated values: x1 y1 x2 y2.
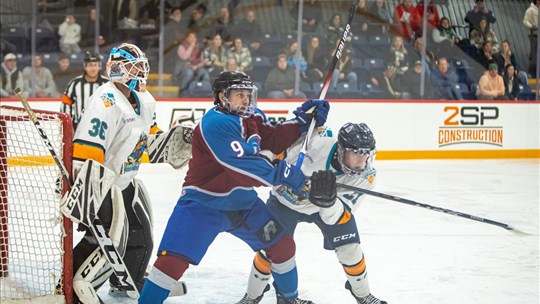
0 105 73 303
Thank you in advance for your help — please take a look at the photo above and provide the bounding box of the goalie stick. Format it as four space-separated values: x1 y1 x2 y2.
296 2 357 168
336 182 530 236
14 87 140 298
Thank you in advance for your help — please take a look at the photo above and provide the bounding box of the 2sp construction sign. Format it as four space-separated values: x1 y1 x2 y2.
438 106 503 147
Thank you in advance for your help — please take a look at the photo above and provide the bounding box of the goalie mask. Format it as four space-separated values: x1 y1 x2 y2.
106 43 149 93
337 122 376 176
212 71 257 118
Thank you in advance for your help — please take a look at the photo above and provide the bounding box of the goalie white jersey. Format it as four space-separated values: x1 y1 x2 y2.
271 128 376 215
72 82 160 190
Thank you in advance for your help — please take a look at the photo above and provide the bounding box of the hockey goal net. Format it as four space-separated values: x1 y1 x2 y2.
0 105 73 304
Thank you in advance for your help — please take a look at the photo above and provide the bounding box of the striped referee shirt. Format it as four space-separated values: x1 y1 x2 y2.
61 73 109 129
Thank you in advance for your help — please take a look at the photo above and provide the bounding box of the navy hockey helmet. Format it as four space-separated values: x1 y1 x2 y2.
337 122 376 176
212 71 258 118
106 43 149 93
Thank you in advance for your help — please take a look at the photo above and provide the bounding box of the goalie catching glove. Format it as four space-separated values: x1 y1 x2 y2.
309 170 337 208
147 123 194 169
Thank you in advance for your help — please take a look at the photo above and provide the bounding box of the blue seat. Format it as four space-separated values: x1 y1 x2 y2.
337 82 362 99
251 56 272 83
519 84 536 100
351 35 368 49
69 53 84 66
300 81 314 96
41 53 59 69
363 58 384 70
30 26 58 52
188 80 212 98
2 26 28 53
368 35 390 46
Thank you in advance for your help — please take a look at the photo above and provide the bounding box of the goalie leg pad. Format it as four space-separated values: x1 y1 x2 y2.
110 179 154 291
72 184 129 300
61 159 117 227
336 243 371 298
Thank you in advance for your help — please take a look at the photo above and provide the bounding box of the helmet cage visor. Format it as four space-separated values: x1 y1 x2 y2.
107 47 149 92
337 147 376 176
222 83 258 117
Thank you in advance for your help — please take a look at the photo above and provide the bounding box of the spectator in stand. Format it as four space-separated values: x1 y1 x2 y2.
325 13 353 47
498 39 528 85
210 7 235 46
431 57 463 100
204 33 229 79
523 0 538 75
470 17 499 53
294 0 322 33
408 37 435 73
304 35 328 84
352 0 372 36
223 57 240 72
392 0 421 42
476 41 503 73
465 0 496 36
330 38 357 89
370 63 408 99
503 64 520 100
22 54 57 98
114 0 137 29
265 53 307 99
188 4 210 43
58 15 82 55
432 17 465 60
227 37 253 72
82 8 106 48
235 9 262 55
138 0 172 26
283 40 308 80
369 0 392 35
386 35 409 75
416 0 440 33
402 60 434 99
477 62 506 100
163 7 185 73
0 53 25 98
175 31 209 97
53 54 81 92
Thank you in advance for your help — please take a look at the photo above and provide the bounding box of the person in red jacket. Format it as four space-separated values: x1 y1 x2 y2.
416 0 440 33
392 0 421 41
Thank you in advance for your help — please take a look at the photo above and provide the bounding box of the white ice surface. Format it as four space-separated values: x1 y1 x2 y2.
93 159 539 304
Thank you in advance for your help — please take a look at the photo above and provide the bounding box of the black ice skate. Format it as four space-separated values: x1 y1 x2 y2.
235 284 270 304
274 283 315 304
345 281 387 304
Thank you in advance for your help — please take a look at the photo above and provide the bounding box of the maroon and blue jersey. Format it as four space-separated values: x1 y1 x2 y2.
180 107 301 211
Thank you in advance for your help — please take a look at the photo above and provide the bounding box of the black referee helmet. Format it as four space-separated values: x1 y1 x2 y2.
83 50 101 67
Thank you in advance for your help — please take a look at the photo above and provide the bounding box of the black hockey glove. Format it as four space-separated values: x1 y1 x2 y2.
309 170 337 208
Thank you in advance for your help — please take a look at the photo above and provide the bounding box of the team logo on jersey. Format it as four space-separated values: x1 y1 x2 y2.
121 133 147 174
100 93 116 108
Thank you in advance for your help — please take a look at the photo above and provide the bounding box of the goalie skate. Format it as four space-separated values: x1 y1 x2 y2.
346 281 387 304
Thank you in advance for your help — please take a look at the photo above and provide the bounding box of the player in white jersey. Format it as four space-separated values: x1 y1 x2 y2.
237 123 387 304
70 43 159 303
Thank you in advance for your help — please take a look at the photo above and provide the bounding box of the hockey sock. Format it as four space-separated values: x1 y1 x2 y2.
336 243 370 297
138 279 169 304
246 252 272 299
265 234 298 300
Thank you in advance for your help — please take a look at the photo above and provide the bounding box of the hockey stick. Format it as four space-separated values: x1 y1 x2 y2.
336 183 530 236
14 87 141 298
296 2 356 168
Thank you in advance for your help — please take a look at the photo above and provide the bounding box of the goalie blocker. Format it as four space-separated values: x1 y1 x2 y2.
61 160 186 303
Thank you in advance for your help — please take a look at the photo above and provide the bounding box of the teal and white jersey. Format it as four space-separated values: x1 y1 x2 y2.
72 82 159 190
271 127 376 215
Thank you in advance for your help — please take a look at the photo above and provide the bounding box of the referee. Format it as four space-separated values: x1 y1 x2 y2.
61 50 109 129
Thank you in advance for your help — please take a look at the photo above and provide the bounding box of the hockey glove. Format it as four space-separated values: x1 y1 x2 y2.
273 160 306 195
245 116 261 154
309 170 337 208
293 99 330 132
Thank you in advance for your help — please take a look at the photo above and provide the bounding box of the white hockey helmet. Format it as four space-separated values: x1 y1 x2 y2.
106 43 149 92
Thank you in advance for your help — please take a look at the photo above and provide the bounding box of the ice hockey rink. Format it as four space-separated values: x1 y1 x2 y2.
95 158 539 304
